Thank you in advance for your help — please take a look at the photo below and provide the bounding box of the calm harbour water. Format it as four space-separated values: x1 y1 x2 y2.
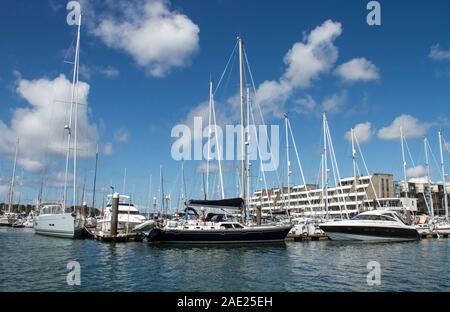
1 227 449 292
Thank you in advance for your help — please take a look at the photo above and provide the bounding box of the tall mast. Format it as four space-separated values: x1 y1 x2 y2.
147 174 152 219
351 128 359 213
8 138 19 213
73 13 81 210
400 127 408 198
181 161 187 203
160 165 165 215
238 35 246 221
206 80 213 199
38 176 44 206
439 131 448 220
285 114 291 213
209 81 225 199
246 87 251 215
323 113 329 218
424 137 434 218
63 14 81 210
91 144 99 216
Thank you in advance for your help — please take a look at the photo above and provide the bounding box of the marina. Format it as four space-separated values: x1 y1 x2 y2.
1 0 450 296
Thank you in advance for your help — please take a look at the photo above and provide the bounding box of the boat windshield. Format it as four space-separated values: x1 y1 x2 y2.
118 210 141 215
40 205 64 214
352 214 397 222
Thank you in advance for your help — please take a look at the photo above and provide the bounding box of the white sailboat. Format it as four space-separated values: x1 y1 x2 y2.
34 13 84 239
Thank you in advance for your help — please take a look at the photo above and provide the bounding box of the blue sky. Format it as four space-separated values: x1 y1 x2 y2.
1 0 450 210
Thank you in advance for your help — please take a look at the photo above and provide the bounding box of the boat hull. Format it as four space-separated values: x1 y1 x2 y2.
320 225 420 242
148 225 292 244
436 225 450 235
34 213 83 239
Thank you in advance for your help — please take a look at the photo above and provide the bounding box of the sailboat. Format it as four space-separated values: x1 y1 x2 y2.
148 36 292 244
34 13 84 239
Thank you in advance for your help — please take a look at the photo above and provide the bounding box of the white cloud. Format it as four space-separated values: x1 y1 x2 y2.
377 115 432 140
322 91 347 113
294 95 317 113
100 66 120 78
255 80 292 118
88 0 200 77
406 165 427 178
103 142 113 156
114 128 130 142
0 74 98 172
334 58 380 82
429 44 450 61
283 20 342 88
255 20 342 117
345 122 374 144
48 0 64 12
80 65 120 80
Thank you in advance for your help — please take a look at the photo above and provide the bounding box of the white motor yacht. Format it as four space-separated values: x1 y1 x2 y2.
319 210 420 242
97 195 147 233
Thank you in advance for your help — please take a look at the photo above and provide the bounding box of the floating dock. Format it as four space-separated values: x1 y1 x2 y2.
286 233 329 241
84 227 144 242
420 233 449 239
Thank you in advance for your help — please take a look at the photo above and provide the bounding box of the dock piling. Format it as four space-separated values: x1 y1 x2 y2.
111 192 119 237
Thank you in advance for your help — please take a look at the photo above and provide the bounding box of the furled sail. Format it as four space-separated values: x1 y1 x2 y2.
187 198 244 210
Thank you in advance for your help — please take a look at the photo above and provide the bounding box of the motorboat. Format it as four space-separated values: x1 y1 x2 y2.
435 220 450 235
97 195 147 233
0 213 14 226
289 218 324 236
319 210 420 242
23 212 35 228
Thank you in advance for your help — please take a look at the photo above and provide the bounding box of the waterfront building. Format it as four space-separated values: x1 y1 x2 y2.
397 179 450 216
249 173 417 218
